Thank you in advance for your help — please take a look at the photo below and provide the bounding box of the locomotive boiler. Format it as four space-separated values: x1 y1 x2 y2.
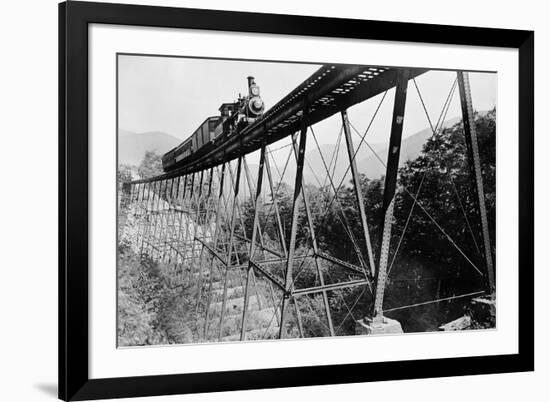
162 76 265 172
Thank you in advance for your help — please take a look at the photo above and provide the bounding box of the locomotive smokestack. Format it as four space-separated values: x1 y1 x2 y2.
247 76 255 88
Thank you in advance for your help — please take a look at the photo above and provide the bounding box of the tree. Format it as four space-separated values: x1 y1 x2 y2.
138 151 163 179
382 108 496 329
117 244 196 346
118 163 134 183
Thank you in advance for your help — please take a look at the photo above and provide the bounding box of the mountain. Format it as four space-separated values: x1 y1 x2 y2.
118 129 181 166
268 115 463 187
354 115 463 180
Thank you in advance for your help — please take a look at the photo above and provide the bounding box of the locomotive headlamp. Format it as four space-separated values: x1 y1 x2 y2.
250 85 260 96
248 96 264 115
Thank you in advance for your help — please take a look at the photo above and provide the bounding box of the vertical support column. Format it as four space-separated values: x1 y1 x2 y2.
145 180 157 257
183 173 196 282
224 164 249 291
265 154 288 257
137 182 147 249
290 133 334 336
373 69 410 320
136 182 142 203
263 153 286 324
241 144 266 340
195 168 214 313
150 180 164 259
227 152 279 322
161 178 175 262
203 164 226 339
218 157 243 341
457 71 495 293
173 175 189 274
195 171 205 226
167 176 181 265
341 110 377 278
171 176 184 273
119 182 132 235
241 157 264 310
204 168 214 230
131 183 138 216
133 182 141 246
140 182 152 256
120 182 131 207
190 171 205 283
129 183 135 207
280 107 309 339
144 180 159 256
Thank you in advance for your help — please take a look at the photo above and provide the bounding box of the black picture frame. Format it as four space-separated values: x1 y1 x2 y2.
59 1 534 400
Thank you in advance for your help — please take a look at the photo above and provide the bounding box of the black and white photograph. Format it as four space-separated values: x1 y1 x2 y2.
117 55 497 346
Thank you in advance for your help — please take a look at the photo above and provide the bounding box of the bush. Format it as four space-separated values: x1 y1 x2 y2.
117 244 196 346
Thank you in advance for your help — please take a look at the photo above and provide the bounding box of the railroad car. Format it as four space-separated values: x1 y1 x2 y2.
162 76 265 172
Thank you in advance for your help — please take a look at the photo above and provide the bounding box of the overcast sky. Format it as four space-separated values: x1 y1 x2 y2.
118 54 496 165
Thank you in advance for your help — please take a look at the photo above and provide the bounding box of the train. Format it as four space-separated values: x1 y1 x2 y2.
162 76 265 172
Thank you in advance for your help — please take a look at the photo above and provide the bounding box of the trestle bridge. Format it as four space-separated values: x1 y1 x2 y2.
120 64 495 342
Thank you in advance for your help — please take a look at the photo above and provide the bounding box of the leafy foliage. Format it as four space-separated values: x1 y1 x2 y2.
117 244 195 346
137 150 163 179
117 164 135 183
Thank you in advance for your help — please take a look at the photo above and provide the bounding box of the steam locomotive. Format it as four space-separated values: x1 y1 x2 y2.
162 76 265 172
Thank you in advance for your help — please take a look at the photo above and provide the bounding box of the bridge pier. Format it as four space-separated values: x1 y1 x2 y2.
355 316 403 335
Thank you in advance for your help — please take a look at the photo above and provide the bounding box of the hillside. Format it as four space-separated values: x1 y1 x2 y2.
118 129 181 166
